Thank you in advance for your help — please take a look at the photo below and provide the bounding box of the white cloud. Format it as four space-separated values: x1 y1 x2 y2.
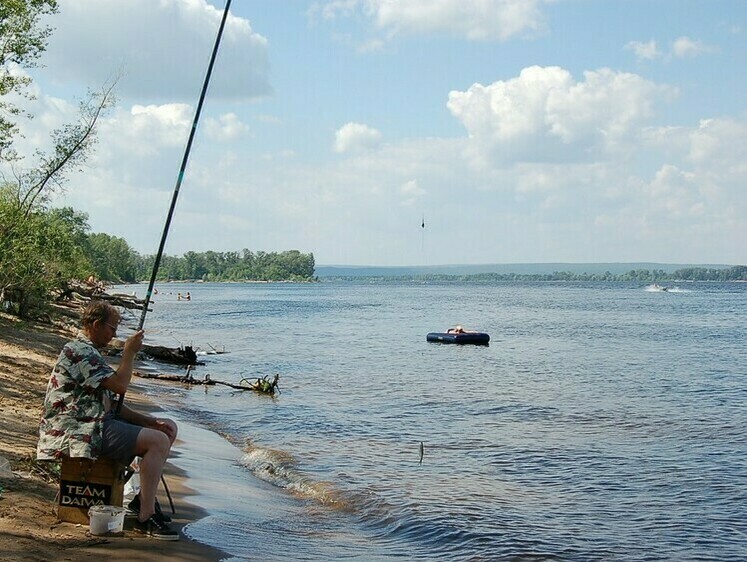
447 65 674 165
40 0 271 101
313 0 360 21
312 0 547 42
204 113 249 142
671 36 712 58
334 122 382 153
113 103 193 155
645 164 702 217
130 104 188 122
625 39 661 61
596 118 747 252
681 118 747 165
399 179 426 205
625 36 714 62
546 69 668 142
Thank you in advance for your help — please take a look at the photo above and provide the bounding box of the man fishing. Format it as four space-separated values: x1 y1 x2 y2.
37 301 180 540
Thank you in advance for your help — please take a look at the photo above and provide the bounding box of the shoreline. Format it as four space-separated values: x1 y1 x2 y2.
0 311 230 561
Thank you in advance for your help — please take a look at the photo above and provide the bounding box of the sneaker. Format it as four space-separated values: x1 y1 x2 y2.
127 494 172 522
133 512 180 541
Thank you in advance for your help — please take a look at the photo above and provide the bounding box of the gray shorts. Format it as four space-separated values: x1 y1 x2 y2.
100 411 142 463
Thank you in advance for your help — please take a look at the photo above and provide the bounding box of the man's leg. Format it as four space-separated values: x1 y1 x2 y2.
133 427 171 521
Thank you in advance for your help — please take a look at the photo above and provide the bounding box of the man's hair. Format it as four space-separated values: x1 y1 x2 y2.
81 301 119 329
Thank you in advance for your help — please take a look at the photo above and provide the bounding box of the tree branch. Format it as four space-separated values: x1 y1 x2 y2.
19 81 116 216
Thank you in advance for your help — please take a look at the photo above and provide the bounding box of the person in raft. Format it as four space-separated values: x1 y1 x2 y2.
447 325 478 334
37 301 180 541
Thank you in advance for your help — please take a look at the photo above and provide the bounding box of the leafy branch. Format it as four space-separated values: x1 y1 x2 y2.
0 0 59 157
16 81 116 216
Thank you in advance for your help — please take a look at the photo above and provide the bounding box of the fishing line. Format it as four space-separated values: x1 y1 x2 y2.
117 0 232 414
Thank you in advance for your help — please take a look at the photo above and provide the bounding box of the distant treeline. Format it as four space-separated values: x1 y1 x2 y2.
324 266 747 283
137 250 316 282
0 201 315 317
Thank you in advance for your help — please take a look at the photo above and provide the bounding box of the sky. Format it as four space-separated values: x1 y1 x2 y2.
5 0 747 266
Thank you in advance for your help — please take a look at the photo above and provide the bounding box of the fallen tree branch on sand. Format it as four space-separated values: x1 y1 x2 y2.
134 370 280 395
54 280 152 312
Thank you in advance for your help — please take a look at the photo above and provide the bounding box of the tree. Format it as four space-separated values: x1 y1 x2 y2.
84 232 139 283
0 83 115 316
0 0 59 158
49 205 89 246
10 83 116 215
131 248 316 282
0 190 90 316
0 2 116 316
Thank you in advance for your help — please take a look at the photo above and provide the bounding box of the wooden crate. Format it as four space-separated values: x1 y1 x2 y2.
58 457 126 524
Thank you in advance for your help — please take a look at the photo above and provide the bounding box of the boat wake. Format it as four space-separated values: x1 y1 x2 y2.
644 284 690 293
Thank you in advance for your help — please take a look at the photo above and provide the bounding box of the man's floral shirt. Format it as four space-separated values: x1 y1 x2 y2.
37 334 116 460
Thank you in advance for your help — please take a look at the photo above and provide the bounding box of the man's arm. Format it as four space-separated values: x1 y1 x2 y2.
100 330 144 395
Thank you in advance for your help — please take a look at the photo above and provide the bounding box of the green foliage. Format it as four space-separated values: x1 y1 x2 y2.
0 1 120 316
0 78 117 317
83 232 139 283
669 266 747 282
48 206 89 246
0 192 90 316
0 0 58 158
135 249 316 282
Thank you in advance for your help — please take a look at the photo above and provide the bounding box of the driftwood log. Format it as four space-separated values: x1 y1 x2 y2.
55 279 107 301
139 343 199 365
97 292 152 312
55 280 152 312
134 370 280 395
107 340 201 365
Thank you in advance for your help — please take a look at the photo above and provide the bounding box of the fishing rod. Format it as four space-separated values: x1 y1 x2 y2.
117 0 232 414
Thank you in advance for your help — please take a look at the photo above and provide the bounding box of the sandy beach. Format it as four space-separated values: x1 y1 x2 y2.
0 310 228 561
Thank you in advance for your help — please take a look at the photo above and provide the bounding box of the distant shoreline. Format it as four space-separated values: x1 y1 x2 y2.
116 263 747 285
138 278 316 284
315 262 742 277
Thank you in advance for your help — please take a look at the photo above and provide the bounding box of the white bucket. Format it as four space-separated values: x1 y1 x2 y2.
88 505 125 535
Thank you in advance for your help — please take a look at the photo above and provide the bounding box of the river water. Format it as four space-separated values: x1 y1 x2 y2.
115 281 747 561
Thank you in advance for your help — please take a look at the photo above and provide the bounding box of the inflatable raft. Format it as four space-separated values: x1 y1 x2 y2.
426 332 490 345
